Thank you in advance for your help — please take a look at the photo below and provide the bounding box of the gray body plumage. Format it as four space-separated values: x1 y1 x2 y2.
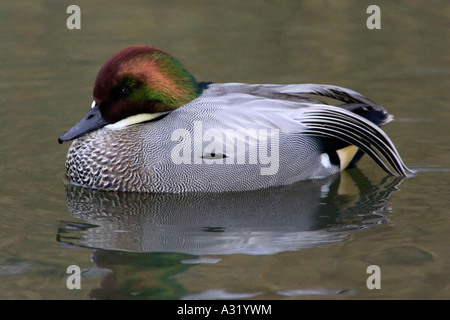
65 83 411 193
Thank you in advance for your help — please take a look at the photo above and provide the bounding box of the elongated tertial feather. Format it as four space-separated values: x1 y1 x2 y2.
297 105 414 176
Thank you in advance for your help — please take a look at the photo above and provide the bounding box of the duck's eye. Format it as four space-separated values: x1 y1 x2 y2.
120 86 131 97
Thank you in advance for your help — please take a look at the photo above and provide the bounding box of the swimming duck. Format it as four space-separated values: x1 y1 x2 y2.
58 45 412 193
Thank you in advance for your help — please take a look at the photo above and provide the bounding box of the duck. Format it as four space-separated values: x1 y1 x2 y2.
58 45 413 193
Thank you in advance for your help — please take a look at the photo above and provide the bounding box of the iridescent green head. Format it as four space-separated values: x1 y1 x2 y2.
59 45 202 143
94 45 201 123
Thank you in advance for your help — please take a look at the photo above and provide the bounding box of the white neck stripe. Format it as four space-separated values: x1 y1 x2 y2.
105 112 170 129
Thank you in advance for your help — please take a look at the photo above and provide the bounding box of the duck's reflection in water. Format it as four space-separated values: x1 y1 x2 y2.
57 169 405 299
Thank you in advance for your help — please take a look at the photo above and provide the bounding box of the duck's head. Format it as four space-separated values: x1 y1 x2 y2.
58 45 201 143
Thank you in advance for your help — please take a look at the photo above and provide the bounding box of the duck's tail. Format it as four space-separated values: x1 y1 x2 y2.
297 105 414 177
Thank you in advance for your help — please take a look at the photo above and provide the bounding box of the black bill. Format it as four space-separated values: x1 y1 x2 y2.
58 106 108 144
